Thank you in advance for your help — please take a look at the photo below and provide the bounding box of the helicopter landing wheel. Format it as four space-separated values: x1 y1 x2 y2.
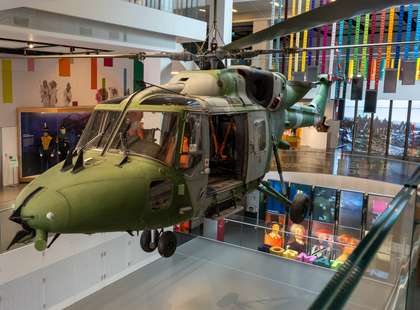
140 229 159 253
157 231 177 258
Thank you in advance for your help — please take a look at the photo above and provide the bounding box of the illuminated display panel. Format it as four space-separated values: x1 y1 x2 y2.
266 180 287 214
337 190 364 240
312 186 337 223
366 194 392 231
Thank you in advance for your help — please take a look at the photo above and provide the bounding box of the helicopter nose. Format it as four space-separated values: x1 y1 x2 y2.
20 189 70 233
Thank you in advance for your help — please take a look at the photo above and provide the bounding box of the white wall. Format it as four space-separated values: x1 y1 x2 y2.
0 57 135 128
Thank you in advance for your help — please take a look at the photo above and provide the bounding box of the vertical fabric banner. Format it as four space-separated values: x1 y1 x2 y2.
133 58 144 91
294 0 302 73
288 0 296 80
27 58 35 72
386 8 395 69
307 0 316 66
328 21 337 76
394 5 404 69
361 14 370 77
374 10 387 89
58 58 71 77
102 78 106 90
414 6 420 79
404 4 413 60
123 68 127 95
366 11 377 90
301 0 311 72
353 15 361 76
91 58 98 90
104 57 114 67
2 59 13 103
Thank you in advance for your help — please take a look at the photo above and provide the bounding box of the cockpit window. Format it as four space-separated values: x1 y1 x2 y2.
77 110 120 151
110 111 179 166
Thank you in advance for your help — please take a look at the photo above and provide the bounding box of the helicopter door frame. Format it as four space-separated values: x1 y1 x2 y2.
180 112 210 216
246 111 269 183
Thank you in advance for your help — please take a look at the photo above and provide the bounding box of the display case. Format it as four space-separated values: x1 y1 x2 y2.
17 107 93 182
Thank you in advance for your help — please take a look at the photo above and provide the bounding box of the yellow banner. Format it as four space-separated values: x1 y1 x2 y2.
301 0 311 72
417 58 420 80
386 8 395 69
2 59 13 104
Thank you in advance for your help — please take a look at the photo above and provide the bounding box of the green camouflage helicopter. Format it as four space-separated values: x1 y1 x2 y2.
8 0 419 257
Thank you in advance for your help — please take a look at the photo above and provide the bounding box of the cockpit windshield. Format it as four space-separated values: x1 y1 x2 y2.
77 110 121 151
109 111 179 166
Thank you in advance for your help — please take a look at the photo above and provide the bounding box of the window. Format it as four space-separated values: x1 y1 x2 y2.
407 101 420 158
180 113 203 169
77 110 120 150
370 100 391 156
389 100 408 157
254 120 267 151
110 111 179 166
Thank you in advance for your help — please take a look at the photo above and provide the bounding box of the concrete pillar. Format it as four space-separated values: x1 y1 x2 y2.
208 0 233 47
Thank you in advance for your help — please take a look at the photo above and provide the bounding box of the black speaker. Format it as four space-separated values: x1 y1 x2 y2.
383 69 398 93
336 98 346 121
364 89 378 113
351 77 364 100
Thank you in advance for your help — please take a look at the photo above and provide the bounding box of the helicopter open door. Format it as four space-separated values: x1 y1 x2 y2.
181 113 210 215
246 111 269 183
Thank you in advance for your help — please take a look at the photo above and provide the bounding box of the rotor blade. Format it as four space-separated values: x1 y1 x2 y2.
223 0 420 51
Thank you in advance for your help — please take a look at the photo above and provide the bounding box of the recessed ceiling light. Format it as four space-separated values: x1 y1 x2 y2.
270 1 280 7
171 71 180 75
27 42 34 49
199 8 206 12
232 8 238 13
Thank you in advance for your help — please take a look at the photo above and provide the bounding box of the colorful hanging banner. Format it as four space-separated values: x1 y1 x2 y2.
374 10 387 89
90 58 98 90
394 5 404 69
58 58 71 77
27 58 35 72
133 58 144 91
294 0 303 73
366 11 377 90
2 59 13 103
342 19 353 99
104 57 114 67
288 0 296 80
315 0 323 66
353 15 361 76
404 4 413 60
123 68 128 95
101 78 106 90
386 8 395 69
414 5 420 79
307 0 316 66
321 0 329 74
328 21 337 76
301 0 311 72
361 14 370 77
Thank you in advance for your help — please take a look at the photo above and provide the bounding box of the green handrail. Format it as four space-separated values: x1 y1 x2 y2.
309 167 420 310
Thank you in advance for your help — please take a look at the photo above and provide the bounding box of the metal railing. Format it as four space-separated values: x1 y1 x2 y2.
310 167 420 309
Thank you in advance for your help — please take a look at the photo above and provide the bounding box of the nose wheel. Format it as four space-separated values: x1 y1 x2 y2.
140 229 177 258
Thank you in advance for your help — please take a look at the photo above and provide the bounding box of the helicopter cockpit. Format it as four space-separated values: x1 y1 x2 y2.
109 111 180 166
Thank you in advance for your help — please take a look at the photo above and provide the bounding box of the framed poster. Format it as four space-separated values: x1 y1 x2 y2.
17 107 93 181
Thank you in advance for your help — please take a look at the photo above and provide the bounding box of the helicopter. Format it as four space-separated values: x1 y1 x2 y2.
7 0 420 258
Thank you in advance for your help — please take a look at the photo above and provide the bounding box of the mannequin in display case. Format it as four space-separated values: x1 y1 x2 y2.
39 124 56 171
57 125 70 162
